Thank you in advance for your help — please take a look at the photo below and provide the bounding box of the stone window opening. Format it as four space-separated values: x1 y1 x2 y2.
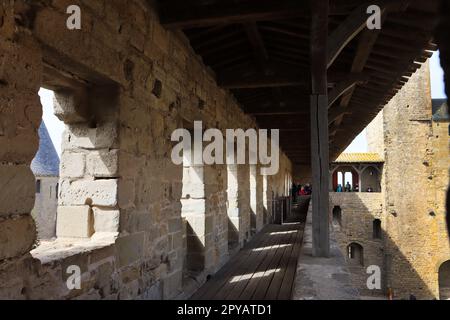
332 166 359 192
373 219 382 239
360 166 381 192
30 64 120 250
36 179 41 194
347 242 364 266
332 206 342 229
30 89 61 241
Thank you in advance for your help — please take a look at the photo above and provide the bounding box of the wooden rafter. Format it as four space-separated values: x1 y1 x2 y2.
243 22 269 71
160 0 310 29
159 0 370 29
328 77 369 107
327 3 373 69
333 7 389 126
157 0 439 167
219 71 368 89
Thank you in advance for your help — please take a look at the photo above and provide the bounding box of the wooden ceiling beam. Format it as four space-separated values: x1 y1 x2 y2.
219 73 309 89
328 107 352 124
219 69 368 89
160 0 372 30
247 106 309 115
243 22 270 71
242 22 286 111
326 0 409 69
333 5 389 125
250 111 308 116
328 77 369 107
327 3 376 68
259 25 309 40
159 0 310 29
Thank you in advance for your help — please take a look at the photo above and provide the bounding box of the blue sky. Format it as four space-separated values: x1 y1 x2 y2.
40 52 447 156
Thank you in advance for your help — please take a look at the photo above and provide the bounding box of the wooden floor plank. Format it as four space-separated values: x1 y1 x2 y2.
190 220 305 301
218 227 282 300
263 228 301 300
244 229 296 300
252 225 300 299
277 228 304 300
190 225 272 299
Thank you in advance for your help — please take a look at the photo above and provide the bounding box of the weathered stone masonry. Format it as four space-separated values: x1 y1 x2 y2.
0 0 292 299
372 62 450 299
332 62 450 299
330 192 384 297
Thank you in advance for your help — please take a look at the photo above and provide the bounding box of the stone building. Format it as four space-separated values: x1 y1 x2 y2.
331 62 450 299
31 121 60 240
330 153 385 298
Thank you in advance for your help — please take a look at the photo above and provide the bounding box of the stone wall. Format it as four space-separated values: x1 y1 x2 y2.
366 111 384 156
380 61 450 299
364 61 450 299
335 61 450 300
0 0 292 299
330 192 384 297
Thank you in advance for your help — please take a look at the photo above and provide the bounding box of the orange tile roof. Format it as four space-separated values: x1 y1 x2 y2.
334 153 384 163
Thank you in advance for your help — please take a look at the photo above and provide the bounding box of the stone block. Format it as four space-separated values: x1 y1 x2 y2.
171 231 183 251
0 133 39 164
168 218 182 233
87 149 119 177
115 233 144 267
0 215 36 260
59 179 118 207
93 207 120 233
153 22 169 54
163 271 182 300
56 205 94 238
118 179 135 209
60 152 85 178
67 122 117 150
0 164 36 216
53 90 89 124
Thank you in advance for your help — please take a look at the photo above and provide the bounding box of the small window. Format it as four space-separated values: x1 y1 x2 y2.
373 219 382 239
55 183 59 199
36 179 41 193
332 206 342 229
347 243 364 266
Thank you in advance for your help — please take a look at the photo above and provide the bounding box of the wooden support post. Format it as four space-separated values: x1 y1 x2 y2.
310 0 330 257
310 95 330 257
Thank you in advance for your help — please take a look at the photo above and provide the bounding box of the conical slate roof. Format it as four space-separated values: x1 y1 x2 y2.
31 121 60 177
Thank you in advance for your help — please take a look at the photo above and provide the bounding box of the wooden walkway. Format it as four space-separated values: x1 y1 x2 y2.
190 221 304 300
